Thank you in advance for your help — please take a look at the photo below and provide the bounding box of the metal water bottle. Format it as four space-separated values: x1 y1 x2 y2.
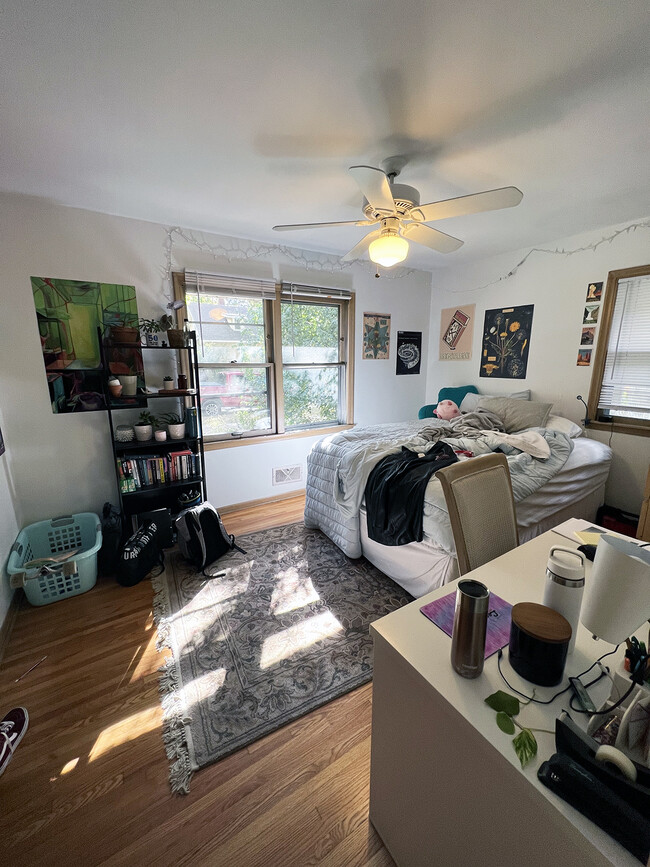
451 579 490 678
542 546 585 654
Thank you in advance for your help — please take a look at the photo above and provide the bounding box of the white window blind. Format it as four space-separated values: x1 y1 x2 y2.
184 270 276 299
598 274 650 419
281 282 353 301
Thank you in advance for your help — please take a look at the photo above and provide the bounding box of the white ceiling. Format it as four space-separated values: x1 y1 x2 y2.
2 1 649 270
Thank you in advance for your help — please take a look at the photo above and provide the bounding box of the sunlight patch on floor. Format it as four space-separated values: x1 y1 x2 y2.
260 611 342 669
129 632 162 683
88 705 161 762
180 668 227 711
60 757 79 775
270 563 320 615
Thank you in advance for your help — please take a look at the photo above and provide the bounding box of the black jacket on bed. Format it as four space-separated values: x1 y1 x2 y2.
364 442 458 546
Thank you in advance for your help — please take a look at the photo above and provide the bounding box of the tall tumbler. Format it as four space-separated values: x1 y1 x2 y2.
451 579 490 678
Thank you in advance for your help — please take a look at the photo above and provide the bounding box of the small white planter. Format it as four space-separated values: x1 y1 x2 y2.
154 429 167 442
134 424 153 441
118 374 138 396
162 380 174 390
168 423 186 440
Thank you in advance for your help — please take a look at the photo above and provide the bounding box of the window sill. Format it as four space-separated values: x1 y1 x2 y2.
204 424 354 451
587 420 650 438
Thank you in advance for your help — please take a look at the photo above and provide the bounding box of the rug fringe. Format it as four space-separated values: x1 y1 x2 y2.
151 565 194 795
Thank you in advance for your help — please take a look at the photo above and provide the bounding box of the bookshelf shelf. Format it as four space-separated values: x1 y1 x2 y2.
99 329 207 528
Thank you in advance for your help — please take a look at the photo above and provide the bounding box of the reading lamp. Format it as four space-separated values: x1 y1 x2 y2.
580 535 650 646
576 395 590 426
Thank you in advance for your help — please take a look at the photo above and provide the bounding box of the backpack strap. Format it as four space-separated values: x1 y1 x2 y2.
190 511 208 570
231 535 246 555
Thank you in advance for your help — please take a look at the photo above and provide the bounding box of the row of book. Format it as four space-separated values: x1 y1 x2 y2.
117 449 201 493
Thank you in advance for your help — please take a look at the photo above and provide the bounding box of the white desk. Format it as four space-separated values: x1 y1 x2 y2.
369 529 640 867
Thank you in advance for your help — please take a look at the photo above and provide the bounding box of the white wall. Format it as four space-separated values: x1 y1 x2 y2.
427 218 650 514
0 193 432 530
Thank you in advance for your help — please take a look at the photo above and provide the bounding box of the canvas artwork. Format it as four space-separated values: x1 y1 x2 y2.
396 331 422 375
480 304 534 380
580 327 596 346
439 304 475 360
31 277 143 413
363 312 391 359
586 282 603 302
577 348 592 367
583 304 600 325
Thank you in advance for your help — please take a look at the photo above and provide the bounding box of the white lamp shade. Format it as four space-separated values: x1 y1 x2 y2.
369 233 409 267
580 535 650 644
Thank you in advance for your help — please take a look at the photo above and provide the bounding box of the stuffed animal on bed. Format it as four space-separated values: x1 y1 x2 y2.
434 399 461 420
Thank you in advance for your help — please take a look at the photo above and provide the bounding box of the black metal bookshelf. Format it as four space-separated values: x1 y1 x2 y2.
99 329 207 528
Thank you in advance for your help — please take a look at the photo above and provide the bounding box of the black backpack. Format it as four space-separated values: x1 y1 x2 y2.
174 502 245 574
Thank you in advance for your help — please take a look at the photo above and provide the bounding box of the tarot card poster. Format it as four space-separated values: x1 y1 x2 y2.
480 305 534 380
396 331 422 375
363 312 391 359
439 304 475 360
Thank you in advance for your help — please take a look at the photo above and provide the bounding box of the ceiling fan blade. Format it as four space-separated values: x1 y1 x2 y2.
348 165 396 214
341 229 382 262
411 187 523 223
272 219 376 231
401 222 463 254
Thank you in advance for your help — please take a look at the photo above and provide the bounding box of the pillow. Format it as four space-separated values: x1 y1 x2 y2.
418 385 478 419
478 397 553 432
460 388 531 413
546 414 583 438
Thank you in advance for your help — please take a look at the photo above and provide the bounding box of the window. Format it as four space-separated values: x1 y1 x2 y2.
588 265 650 436
176 272 354 442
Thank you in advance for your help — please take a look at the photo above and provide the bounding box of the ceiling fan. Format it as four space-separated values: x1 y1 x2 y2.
272 165 523 268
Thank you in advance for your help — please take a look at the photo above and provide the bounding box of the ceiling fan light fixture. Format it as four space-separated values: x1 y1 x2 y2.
368 231 409 268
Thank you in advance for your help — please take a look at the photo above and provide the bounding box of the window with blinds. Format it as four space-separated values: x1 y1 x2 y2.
589 265 650 432
176 271 354 441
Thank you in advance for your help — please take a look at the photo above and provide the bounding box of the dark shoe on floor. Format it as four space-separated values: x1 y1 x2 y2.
0 707 29 777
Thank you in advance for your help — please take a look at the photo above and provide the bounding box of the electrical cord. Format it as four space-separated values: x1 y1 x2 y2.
496 645 619 705
569 653 649 715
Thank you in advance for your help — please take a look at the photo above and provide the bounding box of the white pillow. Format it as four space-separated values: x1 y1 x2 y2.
460 389 531 413
545 414 583 438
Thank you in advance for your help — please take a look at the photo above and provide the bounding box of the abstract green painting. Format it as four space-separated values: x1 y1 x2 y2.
31 277 142 413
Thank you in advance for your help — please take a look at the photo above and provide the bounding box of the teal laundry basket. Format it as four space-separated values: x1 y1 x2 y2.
8 513 102 606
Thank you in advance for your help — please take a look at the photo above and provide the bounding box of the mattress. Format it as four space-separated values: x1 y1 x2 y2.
360 436 612 597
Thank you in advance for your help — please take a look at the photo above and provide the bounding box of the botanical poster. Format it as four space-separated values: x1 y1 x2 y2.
31 277 142 413
396 331 422 375
439 304 475 360
480 305 534 380
363 312 390 359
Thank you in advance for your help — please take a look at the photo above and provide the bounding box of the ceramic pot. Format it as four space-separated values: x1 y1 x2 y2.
111 326 140 345
109 382 123 398
168 423 186 440
163 380 174 390
154 429 167 442
117 374 138 396
115 425 135 443
134 424 153 442
167 329 186 348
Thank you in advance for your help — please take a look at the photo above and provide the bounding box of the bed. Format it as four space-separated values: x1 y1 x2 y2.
304 398 613 598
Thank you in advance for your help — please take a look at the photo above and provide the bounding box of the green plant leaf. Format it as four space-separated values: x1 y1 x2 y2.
496 711 515 734
513 728 538 768
485 691 520 716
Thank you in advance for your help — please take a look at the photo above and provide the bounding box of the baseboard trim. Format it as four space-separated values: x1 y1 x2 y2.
218 489 306 515
0 591 20 666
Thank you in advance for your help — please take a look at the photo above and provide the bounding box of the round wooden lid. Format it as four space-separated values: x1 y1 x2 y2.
511 602 571 643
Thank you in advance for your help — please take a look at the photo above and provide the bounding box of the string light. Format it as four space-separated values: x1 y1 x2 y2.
459 218 650 294
162 225 415 293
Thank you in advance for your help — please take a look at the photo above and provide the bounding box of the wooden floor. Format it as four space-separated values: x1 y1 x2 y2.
0 495 395 867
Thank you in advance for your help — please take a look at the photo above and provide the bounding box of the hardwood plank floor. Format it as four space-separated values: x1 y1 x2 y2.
0 495 395 866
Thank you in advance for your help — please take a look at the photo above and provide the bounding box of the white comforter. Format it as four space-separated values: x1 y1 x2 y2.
304 417 574 559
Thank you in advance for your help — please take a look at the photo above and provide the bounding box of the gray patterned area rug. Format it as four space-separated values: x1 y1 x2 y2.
152 522 412 793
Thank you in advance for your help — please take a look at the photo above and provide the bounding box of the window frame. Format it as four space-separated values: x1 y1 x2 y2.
174 272 355 444
587 264 650 438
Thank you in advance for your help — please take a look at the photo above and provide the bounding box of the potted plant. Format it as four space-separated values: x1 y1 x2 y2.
160 412 186 440
139 317 163 347
135 410 157 442
162 375 174 391
154 417 168 442
160 300 186 348
109 312 140 345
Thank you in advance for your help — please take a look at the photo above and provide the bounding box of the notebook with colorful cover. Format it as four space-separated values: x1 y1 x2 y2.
420 591 513 659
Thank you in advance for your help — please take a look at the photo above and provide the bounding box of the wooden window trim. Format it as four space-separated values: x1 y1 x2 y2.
587 264 650 438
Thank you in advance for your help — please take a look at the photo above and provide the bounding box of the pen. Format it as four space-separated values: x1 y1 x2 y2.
15 655 47 682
